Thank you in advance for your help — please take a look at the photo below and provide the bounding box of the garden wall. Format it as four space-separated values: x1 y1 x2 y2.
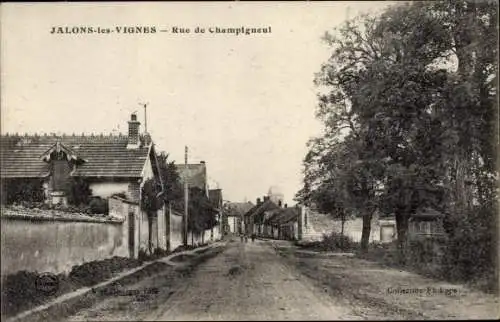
0 208 127 276
329 215 396 243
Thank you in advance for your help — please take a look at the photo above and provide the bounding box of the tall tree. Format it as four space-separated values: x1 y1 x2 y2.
304 0 497 276
157 153 183 208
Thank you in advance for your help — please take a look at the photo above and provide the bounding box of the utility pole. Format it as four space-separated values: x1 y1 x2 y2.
183 145 189 246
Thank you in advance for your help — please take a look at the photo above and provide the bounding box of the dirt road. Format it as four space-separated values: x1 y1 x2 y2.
64 239 498 321
146 240 351 321
65 239 351 321
271 239 499 320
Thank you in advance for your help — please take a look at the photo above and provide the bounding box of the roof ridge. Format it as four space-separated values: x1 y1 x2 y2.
1 132 127 138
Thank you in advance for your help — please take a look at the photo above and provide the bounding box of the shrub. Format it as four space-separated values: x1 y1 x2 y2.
3 178 45 205
88 197 109 215
69 256 142 287
321 231 356 251
1 271 41 316
403 238 446 275
152 248 169 259
67 178 92 206
441 205 497 289
138 249 149 262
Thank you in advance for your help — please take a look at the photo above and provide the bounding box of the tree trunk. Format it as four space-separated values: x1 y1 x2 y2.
360 210 372 252
395 209 409 264
340 209 346 250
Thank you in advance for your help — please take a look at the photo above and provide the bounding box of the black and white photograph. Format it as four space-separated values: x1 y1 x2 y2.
1 1 498 321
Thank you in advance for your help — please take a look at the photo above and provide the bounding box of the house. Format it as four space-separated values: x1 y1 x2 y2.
243 196 280 236
223 201 254 234
176 161 208 197
1 113 166 257
0 113 162 206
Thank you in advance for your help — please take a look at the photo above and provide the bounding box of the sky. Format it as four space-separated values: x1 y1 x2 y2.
1 1 395 204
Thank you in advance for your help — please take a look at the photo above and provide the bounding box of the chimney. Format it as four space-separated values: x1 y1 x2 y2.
278 200 282 207
263 196 270 202
284 203 288 208
200 161 205 164
256 198 261 205
127 113 140 148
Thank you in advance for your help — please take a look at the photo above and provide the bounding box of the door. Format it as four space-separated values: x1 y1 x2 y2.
380 225 395 242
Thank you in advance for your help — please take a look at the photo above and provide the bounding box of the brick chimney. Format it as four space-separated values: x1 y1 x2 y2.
127 113 140 148
278 200 282 207
256 198 261 205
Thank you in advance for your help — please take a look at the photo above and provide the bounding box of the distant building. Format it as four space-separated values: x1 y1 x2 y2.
267 185 284 205
175 161 208 196
224 201 254 234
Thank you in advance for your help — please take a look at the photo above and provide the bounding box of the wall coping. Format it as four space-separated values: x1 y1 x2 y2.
0 209 124 224
109 195 139 205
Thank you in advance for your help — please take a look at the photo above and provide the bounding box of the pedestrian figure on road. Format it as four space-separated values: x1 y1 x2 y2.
251 233 255 242
240 233 244 243
245 235 248 243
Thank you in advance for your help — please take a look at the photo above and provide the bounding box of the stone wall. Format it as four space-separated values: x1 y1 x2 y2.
328 215 397 243
0 207 127 276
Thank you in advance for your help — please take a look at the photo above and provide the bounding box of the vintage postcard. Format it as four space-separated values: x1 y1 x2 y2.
1 1 498 321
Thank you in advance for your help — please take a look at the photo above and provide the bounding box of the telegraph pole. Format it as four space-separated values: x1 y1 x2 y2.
183 146 189 246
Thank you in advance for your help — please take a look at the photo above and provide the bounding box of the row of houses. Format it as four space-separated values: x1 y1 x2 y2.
239 191 446 244
0 113 223 275
239 193 305 240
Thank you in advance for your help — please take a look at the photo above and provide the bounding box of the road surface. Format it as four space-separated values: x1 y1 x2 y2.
65 238 498 321
67 239 352 321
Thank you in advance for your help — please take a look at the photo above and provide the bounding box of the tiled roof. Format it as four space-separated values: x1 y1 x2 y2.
246 199 280 221
267 208 299 225
0 134 151 178
243 204 260 217
263 208 282 223
411 207 444 221
176 163 207 190
226 202 254 217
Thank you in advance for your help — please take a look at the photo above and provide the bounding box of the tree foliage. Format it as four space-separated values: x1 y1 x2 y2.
187 187 218 234
67 177 92 206
157 152 183 208
299 0 497 277
156 153 218 237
